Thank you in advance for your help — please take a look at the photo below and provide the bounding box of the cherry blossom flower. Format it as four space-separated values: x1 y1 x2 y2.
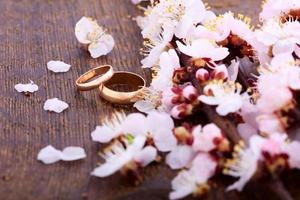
92 135 157 177
169 153 217 199
92 112 177 152
37 145 86 164
255 20 300 66
75 17 115 58
199 82 246 116
260 0 300 22
47 60 71 73
14 80 38 94
205 12 256 47
43 98 69 113
138 0 214 41
192 123 226 152
176 39 229 61
225 134 289 191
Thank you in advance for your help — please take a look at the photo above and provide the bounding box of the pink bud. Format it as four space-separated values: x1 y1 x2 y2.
212 65 228 80
182 85 198 102
171 103 193 119
196 68 209 83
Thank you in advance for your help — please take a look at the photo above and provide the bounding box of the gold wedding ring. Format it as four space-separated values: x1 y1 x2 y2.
76 65 114 91
98 71 146 104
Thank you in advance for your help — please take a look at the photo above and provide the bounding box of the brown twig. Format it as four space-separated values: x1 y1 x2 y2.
268 175 294 200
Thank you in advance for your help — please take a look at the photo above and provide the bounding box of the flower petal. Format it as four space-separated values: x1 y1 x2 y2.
14 80 38 93
91 125 119 143
47 61 71 73
134 146 157 167
166 145 194 169
37 145 62 164
75 16 98 44
133 100 156 114
88 34 115 58
61 147 86 161
43 98 69 113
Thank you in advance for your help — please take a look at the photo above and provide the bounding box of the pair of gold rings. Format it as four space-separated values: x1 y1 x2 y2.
75 65 146 104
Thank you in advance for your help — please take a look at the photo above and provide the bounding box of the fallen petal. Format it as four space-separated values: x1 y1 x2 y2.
43 98 69 113
47 60 71 73
37 145 62 164
61 147 86 161
14 80 38 93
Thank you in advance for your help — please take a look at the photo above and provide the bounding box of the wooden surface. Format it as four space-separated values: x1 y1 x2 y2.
1 0 300 200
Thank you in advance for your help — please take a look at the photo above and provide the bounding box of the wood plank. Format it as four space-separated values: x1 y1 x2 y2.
1 0 298 200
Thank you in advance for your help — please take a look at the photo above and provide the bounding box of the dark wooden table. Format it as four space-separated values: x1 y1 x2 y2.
1 0 300 200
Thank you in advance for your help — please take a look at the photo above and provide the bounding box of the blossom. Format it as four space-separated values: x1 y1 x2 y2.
37 145 86 164
91 135 154 177
138 0 214 41
255 20 300 65
192 123 226 152
14 80 38 94
206 12 256 46
169 153 217 199
92 112 177 152
176 39 229 61
260 0 300 22
199 82 246 116
225 134 288 191
43 98 69 113
47 60 71 73
75 17 114 58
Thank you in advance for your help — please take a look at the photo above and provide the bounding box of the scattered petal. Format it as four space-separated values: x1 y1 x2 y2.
37 145 62 164
61 147 86 161
43 98 69 113
47 61 71 73
14 80 38 93
37 145 86 164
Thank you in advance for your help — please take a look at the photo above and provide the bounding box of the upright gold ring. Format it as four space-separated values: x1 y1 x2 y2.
76 65 114 91
99 71 146 104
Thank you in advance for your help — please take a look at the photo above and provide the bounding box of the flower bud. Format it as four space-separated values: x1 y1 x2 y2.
171 103 193 119
211 65 228 80
196 68 209 83
182 85 198 102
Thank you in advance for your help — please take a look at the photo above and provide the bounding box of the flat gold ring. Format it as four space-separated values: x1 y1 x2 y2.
98 71 146 104
76 65 114 91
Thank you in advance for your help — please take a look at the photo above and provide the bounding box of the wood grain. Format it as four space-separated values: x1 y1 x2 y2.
0 0 299 200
